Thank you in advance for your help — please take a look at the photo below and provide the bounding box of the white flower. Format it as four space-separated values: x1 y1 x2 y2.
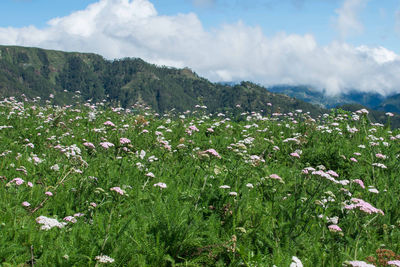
290 256 303 267
95 255 115 263
36 216 67 230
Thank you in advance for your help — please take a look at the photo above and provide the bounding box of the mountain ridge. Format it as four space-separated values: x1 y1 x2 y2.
0 45 399 128
0 45 326 116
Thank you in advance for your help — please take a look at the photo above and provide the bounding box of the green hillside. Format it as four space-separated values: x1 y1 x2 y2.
0 45 325 116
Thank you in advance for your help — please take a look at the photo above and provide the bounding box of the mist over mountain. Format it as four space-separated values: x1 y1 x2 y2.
268 85 400 114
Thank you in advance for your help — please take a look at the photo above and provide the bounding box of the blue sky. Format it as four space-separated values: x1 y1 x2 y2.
0 0 400 95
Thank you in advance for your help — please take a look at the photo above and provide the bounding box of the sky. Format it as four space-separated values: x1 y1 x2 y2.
0 0 400 96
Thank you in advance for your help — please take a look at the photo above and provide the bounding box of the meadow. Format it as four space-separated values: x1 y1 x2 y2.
0 94 400 266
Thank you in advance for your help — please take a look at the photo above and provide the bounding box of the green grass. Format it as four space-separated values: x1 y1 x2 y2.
0 97 399 266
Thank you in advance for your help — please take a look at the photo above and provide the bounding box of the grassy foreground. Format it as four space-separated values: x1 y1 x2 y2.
0 95 400 266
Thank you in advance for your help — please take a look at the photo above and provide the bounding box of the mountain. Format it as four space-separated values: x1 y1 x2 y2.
268 85 391 111
1 45 399 128
0 45 326 116
377 93 400 114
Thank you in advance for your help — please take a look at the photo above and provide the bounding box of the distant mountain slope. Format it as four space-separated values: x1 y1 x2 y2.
0 45 326 116
268 85 389 111
377 93 400 114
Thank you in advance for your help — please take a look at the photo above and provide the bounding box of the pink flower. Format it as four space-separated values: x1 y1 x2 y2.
120 138 131 145
63 216 77 223
328 224 342 232
345 198 384 215
326 170 339 177
110 186 124 195
375 153 387 159
153 182 167 189
145 172 155 178
22 201 31 207
45 191 53 197
204 149 221 159
27 181 33 187
100 142 114 149
83 142 95 149
290 152 300 158
188 125 199 132
352 179 365 189
90 202 97 207
10 177 24 185
345 260 375 267
350 157 358 162
269 174 284 183
207 128 214 133
388 260 400 266
103 121 116 127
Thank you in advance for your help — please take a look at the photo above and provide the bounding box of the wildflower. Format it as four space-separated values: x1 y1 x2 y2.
344 198 384 215
90 202 97 208
188 125 199 132
269 174 284 183
120 138 131 145
63 216 77 223
103 121 116 127
45 191 53 197
100 142 114 149
356 109 369 115
352 179 365 189
153 182 167 189
388 260 400 266
10 177 24 185
83 142 95 149
372 163 387 169
386 112 394 117
326 170 339 177
50 164 60 171
145 172 155 178
375 153 387 159
36 216 67 230
246 183 254 188
110 187 125 195
203 149 221 159
219 185 231 189
368 187 379 194
95 255 115 263
22 201 31 207
290 152 300 158
290 256 303 267
229 192 238 196
328 224 342 232
350 157 358 162
345 261 375 267
27 181 33 187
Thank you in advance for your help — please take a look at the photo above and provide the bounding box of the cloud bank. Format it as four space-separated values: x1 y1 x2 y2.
0 0 400 96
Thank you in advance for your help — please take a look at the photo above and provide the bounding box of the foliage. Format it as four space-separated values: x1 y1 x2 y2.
0 96 399 266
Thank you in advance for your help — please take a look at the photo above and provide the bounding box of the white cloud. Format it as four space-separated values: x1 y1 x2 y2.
334 0 368 39
0 0 400 96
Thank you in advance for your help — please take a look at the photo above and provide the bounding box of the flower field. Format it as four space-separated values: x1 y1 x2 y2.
1 95 400 266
